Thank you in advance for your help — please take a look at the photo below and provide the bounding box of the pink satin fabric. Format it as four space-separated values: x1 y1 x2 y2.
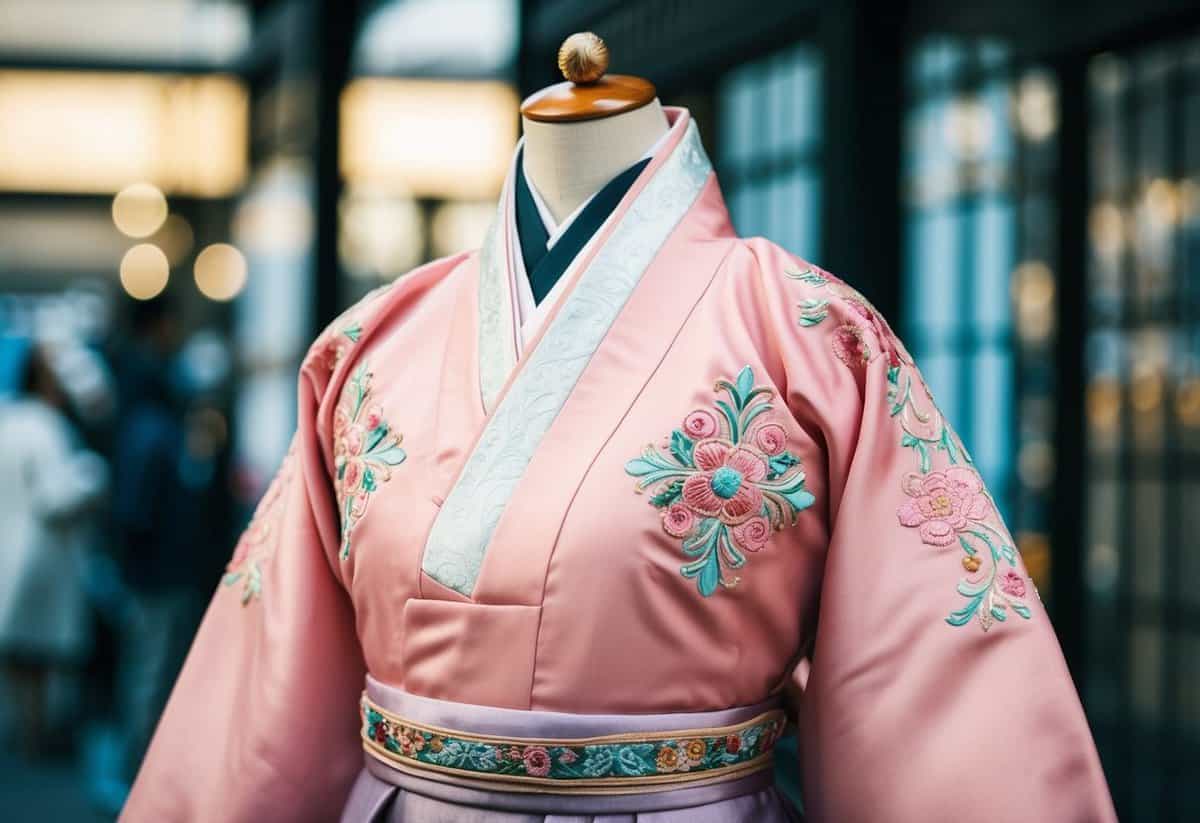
123 109 1115 822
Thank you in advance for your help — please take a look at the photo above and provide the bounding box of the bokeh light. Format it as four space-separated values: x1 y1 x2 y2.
1014 72 1057 142
943 96 995 159
194 242 248 301
119 243 169 300
112 182 168 238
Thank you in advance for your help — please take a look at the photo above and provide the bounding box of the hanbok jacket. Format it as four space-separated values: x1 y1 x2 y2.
124 108 1116 822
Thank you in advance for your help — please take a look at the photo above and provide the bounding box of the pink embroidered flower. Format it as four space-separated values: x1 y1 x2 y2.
344 426 363 456
505 745 523 762
999 570 1027 598
342 458 362 492
373 720 388 744
522 746 551 776
364 404 384 431
842 294 908 367
662 503 695 538
725 733 742 754
754 423 787 456
831 323 871 367
334 405 351 440
681 439 769 526
732 515 771 552
558 748 578 765
896 468 992 547
683 409 719 439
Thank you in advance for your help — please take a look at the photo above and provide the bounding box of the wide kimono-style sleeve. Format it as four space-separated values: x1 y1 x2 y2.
121 320 374 822
748 242 1116 822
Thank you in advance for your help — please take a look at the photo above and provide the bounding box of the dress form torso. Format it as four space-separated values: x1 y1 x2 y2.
520 98 670 225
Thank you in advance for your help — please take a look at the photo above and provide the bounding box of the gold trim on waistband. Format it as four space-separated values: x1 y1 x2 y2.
359 693 786 794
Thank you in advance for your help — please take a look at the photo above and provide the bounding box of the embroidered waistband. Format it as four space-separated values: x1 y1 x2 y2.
359 693 786 796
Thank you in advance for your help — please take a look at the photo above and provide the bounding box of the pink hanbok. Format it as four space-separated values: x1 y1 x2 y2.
123 109 1116 822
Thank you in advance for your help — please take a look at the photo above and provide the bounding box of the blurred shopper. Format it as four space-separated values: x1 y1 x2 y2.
110 296 205 783
0 340 108 758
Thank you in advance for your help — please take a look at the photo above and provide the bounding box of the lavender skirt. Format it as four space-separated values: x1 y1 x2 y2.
340 677 803 822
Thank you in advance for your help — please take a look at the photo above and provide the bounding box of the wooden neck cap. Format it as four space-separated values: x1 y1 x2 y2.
520 32 656 123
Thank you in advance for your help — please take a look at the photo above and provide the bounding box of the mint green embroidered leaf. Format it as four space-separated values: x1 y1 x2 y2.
682 518 721 557
740 400 772 433
781 487 816 512
798 299 830 327
956 577 990 597
946 600 979 627
373 444 407 466
785 266 828 287
614 744 656 776
343 322 363 342
690 551 720 597
669 429 695 467
649 479 683 508
366 425 387 453
735 365 754 403
361 469 377 492
580 747 614 777
989 605 1008 622
767 452 800 480
718 527 746 569
715 400 740 443
1011 603 1032 619
937 426 961 464
624 457 661 477
221 571 243 587
244 563 262 604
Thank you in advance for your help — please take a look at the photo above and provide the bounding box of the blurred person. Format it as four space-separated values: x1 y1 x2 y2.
0 340 108 758
109 295 207 787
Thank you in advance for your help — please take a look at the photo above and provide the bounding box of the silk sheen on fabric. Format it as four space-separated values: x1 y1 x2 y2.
122 108 1117 823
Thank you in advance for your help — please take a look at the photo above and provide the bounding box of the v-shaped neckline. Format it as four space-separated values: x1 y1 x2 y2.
421 111 712 598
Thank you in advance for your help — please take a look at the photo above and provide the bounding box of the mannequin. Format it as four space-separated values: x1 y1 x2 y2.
519 32 670 224
125 31 1117 823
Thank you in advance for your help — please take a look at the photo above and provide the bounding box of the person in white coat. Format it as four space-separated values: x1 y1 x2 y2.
0 341 107 756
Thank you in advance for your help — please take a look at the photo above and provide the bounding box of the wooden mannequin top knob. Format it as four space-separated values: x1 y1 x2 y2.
521 32 657 123
558 32 609 84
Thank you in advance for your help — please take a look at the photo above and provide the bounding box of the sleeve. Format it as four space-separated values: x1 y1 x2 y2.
121 333 368 822
759 248 1117 822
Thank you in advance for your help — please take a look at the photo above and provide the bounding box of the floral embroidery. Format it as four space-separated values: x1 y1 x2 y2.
361 698 786 782
223 443 296 605
787 262 1033 632
333 362 406 559
625 365 815 596
785 264 909 369
832 322 871 367
321 320 364 370
897 468 991 547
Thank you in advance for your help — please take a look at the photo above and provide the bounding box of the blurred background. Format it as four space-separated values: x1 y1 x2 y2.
0 0 1196 819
